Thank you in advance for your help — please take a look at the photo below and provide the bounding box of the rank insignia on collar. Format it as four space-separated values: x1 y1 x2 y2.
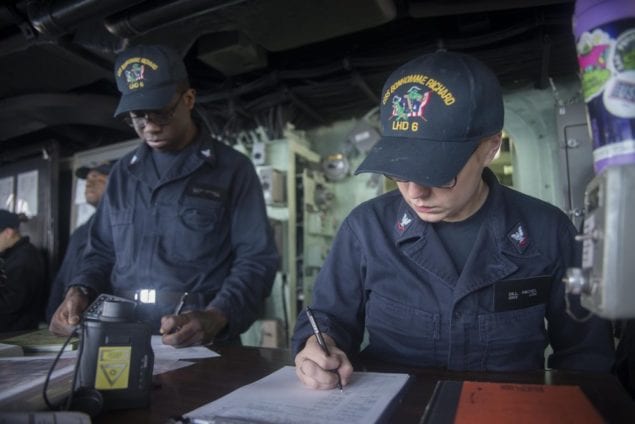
508 222 529 253
396 212 413 233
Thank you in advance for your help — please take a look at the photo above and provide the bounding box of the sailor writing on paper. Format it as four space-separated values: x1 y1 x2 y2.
49 45 279 347
291 51 614 390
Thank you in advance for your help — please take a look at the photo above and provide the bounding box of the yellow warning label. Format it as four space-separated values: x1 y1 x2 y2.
95 346 131 390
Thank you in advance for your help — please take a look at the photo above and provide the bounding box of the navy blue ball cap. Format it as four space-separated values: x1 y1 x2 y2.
355 51 504 187
113 44 188 117
0 209 20 230
75 159 116 179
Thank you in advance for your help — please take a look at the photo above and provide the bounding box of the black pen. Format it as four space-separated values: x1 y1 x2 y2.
174 292 188 315
305 307 343 392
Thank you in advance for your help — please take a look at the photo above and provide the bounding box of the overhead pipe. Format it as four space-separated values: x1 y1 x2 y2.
0 0 143 56
26 0 145 37
104 0 248 39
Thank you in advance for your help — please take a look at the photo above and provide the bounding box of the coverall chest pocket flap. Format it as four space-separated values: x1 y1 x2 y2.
367 292 440 345
110 208 134 269
171 204 223 262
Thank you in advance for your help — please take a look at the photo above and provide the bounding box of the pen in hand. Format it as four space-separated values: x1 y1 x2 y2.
163 292 189 336
174 292 189 315
305 307 343 392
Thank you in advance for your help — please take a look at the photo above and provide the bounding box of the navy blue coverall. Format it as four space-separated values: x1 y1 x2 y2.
71 130 279 339
46 217 92 322
292 169 615 372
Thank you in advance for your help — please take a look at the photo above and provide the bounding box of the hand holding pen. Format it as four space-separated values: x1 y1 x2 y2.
305 307 343 392
160 292 189 337
161 292 228 347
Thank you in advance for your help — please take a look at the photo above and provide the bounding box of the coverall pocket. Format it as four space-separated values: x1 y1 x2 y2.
110 208 134 270
172 206 222 262
478 303 547 370
366 293 440 361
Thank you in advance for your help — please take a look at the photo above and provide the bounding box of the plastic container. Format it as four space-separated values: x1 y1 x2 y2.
573 0 635 173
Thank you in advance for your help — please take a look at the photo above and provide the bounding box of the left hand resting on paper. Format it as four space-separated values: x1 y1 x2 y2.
294 334 354 390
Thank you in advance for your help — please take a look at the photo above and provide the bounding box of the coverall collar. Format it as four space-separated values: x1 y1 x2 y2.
126 127 218 188
394 168 542 296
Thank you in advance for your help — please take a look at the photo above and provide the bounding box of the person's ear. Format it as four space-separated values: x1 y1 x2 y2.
482 133 503 165
183 88 196 111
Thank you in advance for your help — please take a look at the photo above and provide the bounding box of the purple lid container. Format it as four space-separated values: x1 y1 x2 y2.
573 0 635 38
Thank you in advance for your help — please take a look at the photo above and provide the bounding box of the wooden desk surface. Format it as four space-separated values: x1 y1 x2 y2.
95 345 635 424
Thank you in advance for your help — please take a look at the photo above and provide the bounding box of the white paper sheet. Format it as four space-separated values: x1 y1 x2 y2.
185 365 411 424
0 356 76 403
151 335 220 360
153 358 194 375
